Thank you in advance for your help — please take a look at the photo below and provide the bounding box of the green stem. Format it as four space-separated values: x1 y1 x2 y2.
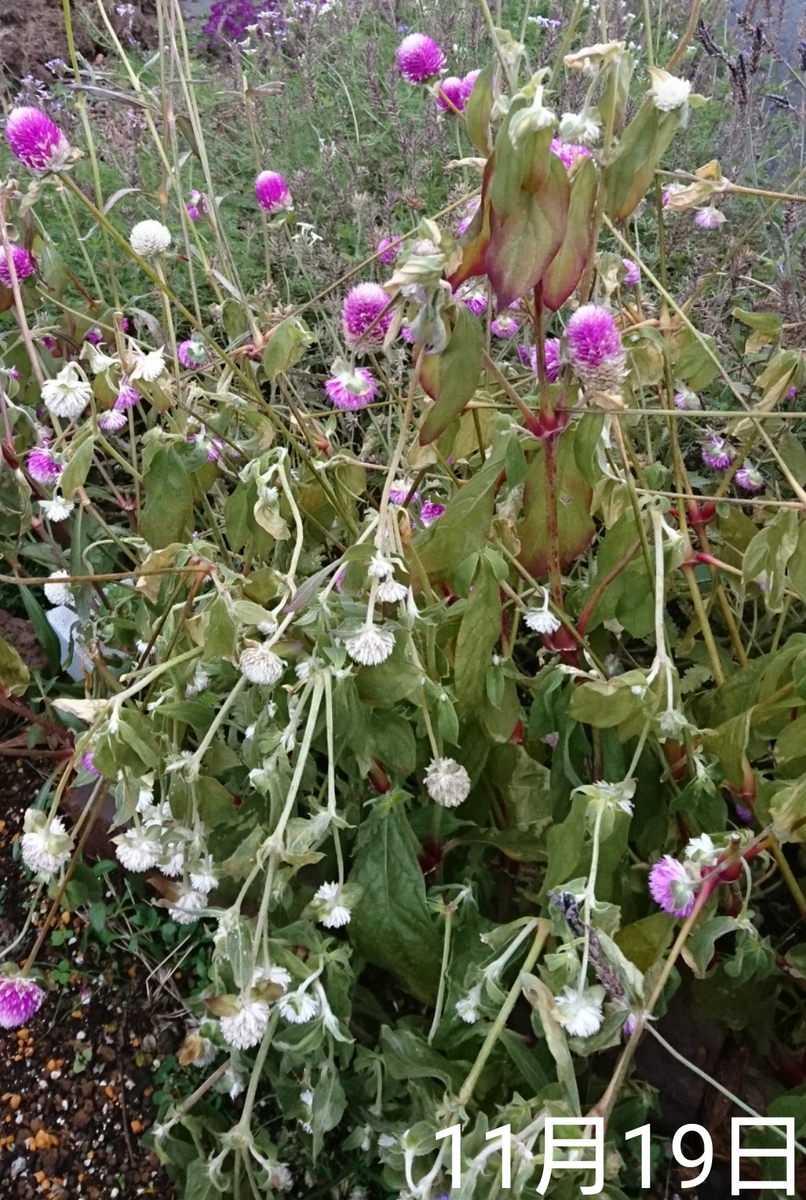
428 907 454 1045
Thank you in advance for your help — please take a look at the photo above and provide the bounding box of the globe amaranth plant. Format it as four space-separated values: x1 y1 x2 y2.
4 3 806 1199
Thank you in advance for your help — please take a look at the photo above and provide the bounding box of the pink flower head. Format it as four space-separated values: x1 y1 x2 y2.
389 479 417 505
98 409 127 432
701 435 733 470
255 170 292 214
694 207 724 230
0 976 45 1029
622 259 640 288
458 284 486 316
396 33 446 84
377 236 398 264
457 198 480 237
5 106 70 172
325 365 377 410
85 326 103 345
521 338 562 381
341 283 392 350
566 305 626 392
491 313 519 338
0 244 35 287
550 138 591 172
460 69 481 103
437 77 466 112
26 447 61 484
736 464 764 492
787 385 797 399
420 501 445 525
186 204 200 222
177 339 209 369
114 385 139 410
649 854 696 917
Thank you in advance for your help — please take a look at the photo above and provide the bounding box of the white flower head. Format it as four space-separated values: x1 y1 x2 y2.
268 1164 293 1192
239 642 285 686
39 495 75 523
41 362 92 420
129 345 166 382
43 569 72 607
129 219 172 257
455 983 483 1024
367 552 395 579
425 756 471 808
313 880 353 929
219 997 270 1050
559 109 602 144
299 1088 314 1134
376 577 409 604
113 827 162 872
252 963 292 991
684 833 718 865
167 885 207 925
189 856 219 894
553 984 606 1038
523 589 561 636
21 810 72 878
344 625 395 666
648 67 692 112
278 989 319 1024
159 840 186 877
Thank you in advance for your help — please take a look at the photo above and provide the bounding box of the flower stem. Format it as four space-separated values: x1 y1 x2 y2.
428 907 454 1045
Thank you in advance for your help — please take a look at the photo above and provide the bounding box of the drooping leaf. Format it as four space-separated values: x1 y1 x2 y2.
60 435 95 501
603 103 682 221
485 155 570 310
464 59 496 155
419 305 484 444
448 156 494 292
0 633 30 695
517 427 595 577
542 156 598 312
139 447 193 549
455 554 501 714
262 316 315 381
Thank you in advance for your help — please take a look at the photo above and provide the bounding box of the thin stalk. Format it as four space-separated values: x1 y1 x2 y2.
428 907 454 1045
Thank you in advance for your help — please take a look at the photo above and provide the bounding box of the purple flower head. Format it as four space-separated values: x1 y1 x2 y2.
26 447 61 485
98 409 127 433
550 138 591 172
457 198 480 237
420 501 445 525
648 854 696 917
389 479 417 505
622 1013 637 1037
735 804 753 824
674 388 700 410
396 33 446 84
114 385 139 411
189 428 223 461
458 285 487 316
566 305 626 391
787 385 798 399
186 204 200 222
342 283 393 351
255 170 292 214
491 313 519 338
736 464 764 492
177 338 210 370
622 259 640 288
460 69 481 103
377 236 398 264
83 752 102 777
325 365 377 410
85 326 103 345
0 976 45 1029
0 244 35 287
701 435 733 471
694 207 724 230
437 77 466 113
5 107 70 173
518 339 561 382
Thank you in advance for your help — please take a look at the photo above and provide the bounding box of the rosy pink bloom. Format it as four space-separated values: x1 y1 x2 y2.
550 138 591 172
736 465 764 491
787 385 797 399
460 69 481 103
674 389 700 410
396 33 446 84
0 977 45 1029
5 106 69 172
694 207 724 230
649 854 696 917
325 367 377 411
98 410 127 433
114 385 139 410
521 338 562 382
188 429 222 461
85 326 103 345
622 259 640 287
437 77 466 112
701 435 733 470
341 283 392 350
27 447 61 484
491 313 519 338
420 501 445 525
255 170 292 214
389 480 417 505
186 204 200 221
0 244 34 287
459 286 487 316
177 339 209 369
566 305 625 392
377 236 398 264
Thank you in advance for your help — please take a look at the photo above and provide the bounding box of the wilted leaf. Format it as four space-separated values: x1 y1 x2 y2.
542 156 597 312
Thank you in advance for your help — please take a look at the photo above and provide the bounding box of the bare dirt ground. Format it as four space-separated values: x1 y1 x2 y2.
0 0 159 81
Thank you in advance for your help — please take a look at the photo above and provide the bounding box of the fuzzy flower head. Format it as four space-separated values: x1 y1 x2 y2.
455 984 483 1024
27 446 61 485
114 384 140 410
341 283 393 351
622 259 640 288
0 244 35 288
674 388 701 411
694 207 726 230
239 642 285 686
0 976 45 1029
129 220 172 258
457 198 480 237
41 362 92 421
523 589 561 636
255 170 292 214
520 339 561 382
491 313 519 338
113 827 162 872
5 106 70 172
419 501 445 525
649 854 697 917
701 435 733 470
566 304 626 393
177 338 210 370
278 990 319 1024
43 570 71 607
98 409 127 433
313 881 354 929
344 625 395 666
553 985 606 1038
39 495 74 523
389 478 416 505
460 69 481 103
325 362 377 410
648 68 692 112
425 757 471 808
21 810 72 878
437 76 466 112
377 236 398 264
550 137 591 173
396 33 446 84
736 464 764 492
220 997 270 1050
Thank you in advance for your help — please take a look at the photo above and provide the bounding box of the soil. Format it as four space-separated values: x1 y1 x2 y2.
0 755 181 1200
0 0 159 81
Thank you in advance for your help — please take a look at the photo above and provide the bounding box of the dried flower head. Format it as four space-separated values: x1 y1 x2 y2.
220 997 271 1050
425 757 471 807
239 642 285 686
113 827 162 872
5 106 70 172
396 33 446 84
21 811 72 878
694 207 726 230
344 625 395 666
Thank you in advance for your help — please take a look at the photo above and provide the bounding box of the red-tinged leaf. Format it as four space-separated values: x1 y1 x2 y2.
464 59 496 156
517 427 595 577
603 102 682 222
485 155 569 310
448 156 494 292
542 156 598 312
489 110 553 220
419 305 484 444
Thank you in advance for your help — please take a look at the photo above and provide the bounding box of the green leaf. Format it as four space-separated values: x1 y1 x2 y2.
380 1027 464 1090
567 673 647 729
682 915 739 978
366 710 417 774
464 59 495 155
155 701 215 734
542 156 598 312
419 305 484 445
139 447 193 549
311 1063 347 1162
517 428 595 577
197 776 237 826
348 803 442 1004
355 634 422 707
603 102 682 221
262 317 315 381
673 325 719 391
60 436 95 501
779 431 806 487
0 633 30 695
455 555 501 714
486 155 569 310
19 584 61 675
615 913 675 972
203 595 237 662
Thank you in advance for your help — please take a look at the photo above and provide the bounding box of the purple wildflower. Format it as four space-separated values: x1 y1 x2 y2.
520 338 561 382
114 385 139 410
491 313 519 338
189 429 223 461
622 1013 637 1037
83 752 102 778
550 138 591 172
566 305 626 392
736 465 764 492
85 326 103 345
389 479 417 505
255 170 292 214
622 259 640 287
694 207 725 230
377 236 398 264
701 436 733 470
186 204 200 222
420 501 445 525
674 389 700 410
341 283 393 350
0 244 35 287
0 977 45 1029
396 33 446 84
5 106 70 172
437 77 466 113
734 804 753 824
460 69 481 103
648 854 696 917
98 410 127 433
177 339 209 370
787 385 798 399
459 286 487 316
26 447 61 484
325 366 377 411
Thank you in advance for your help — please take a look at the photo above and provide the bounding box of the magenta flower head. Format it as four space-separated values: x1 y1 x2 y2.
83 751 102 777
396 33 446 84
518 340 560 381
566 305 626 393
325 364 377 410
341 282 393 351
550 138 591 173
255 170 292 214
27 446 61 485
178 338 210 369
460 69 481 103
736 464 764 492
457 198 480 237
5 107 70 173
491 313 519 338
0 244 35 287
437 77 466 112
701 435 733 470
420 501 445 525
114 384 139 410
0 975 45 1029
98 409 127 433
622 259 640 288
85 326 103 345
649 854 696 918
377 236 398 264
